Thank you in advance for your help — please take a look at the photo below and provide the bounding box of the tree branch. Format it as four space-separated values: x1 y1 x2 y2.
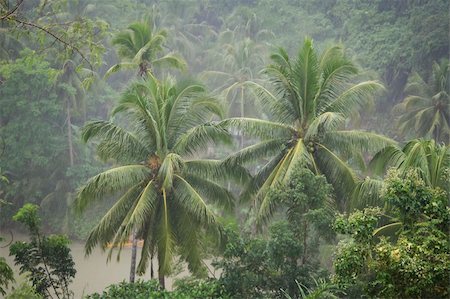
0 0 23 21
11 17 93 70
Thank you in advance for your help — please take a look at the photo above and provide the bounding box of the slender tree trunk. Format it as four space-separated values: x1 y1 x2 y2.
129 231 138 283
301 219 308 265
158 267 165 289
240 86 245 148
66 102 74 167
150 254 154 279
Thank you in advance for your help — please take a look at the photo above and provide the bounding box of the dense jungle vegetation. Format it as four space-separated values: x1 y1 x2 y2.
0 0 449 298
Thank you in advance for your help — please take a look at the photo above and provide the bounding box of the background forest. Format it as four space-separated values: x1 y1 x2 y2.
0 0 449 298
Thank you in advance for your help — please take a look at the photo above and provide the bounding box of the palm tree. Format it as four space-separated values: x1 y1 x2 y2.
352 139 450 209
220 38 392 223
105 19 187 281
395 60 449 143
76 75 248 288
352 138 450 210
106 21 186 78
203 33 267 147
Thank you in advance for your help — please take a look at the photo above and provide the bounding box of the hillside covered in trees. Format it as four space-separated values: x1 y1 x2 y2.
0 1 449 298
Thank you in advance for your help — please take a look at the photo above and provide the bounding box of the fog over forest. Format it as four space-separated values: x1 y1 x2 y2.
0 1 449 298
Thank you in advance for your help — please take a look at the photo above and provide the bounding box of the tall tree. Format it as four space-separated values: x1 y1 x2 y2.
220 38 393 223
106 20 186 78
76 75 248 288
105 19 188 282
395 60 450 143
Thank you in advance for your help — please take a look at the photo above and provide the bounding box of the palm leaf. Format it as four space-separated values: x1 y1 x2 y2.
76 165 150 212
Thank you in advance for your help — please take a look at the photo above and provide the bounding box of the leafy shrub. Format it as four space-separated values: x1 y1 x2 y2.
9 204 76 298
86 279 230 299
6 282 43 299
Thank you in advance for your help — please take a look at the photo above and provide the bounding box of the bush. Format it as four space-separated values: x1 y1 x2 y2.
86 279 230 299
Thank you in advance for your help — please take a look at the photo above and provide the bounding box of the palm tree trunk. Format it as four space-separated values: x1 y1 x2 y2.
66 102 74 167
129 231 137 283
150 255 154 279
240 86 245 148
158 267 165 289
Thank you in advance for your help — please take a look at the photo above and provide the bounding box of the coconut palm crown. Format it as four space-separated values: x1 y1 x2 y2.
220 38 394 223
353 139 450 209
396 60 450 143
75 75 249 287
106 21 186 77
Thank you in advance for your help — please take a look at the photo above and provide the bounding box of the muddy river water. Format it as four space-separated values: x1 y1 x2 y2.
0 231 201 298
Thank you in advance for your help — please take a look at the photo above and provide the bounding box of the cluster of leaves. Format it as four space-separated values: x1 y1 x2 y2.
267 166 336 242
85 279 229 299
215 222 328 299
4 282 43 299
9 204 76 299
0 237 14 296
333 170 450 298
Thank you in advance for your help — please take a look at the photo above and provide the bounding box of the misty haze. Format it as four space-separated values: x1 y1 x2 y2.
0 1 449 298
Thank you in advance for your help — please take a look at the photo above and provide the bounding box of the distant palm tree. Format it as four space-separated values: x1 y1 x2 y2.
106 21 186 77
203 33 267 147
395 60 449 143
220 38 392 223
76 75 248 288
352 139 450 209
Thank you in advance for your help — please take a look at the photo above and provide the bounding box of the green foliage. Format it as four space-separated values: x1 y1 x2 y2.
353 138 450 209
268 166 335 241
85 279 229 299
333 208 381 288
330 0 449 103
334 170 450 298
5 282 43 299
0 256 14 296
1 0 108 68
86 280 163 299
9 204 76 298
173 278 229 299
107 20 186 77
395 60 450 143
215 222 327 298
334 208 382 244
76 76 242 285
282 277 343 299
0 50 66 225
221 37 391 221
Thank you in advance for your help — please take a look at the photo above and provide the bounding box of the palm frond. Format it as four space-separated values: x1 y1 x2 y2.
219 117 295 139
184 159 251 185
323 81 384 116
246 81 296 124
315 144 356 211
123 180 158 235
224 138 288 166
324 130 397 155
157 189 175 275
172 123 232 156
369 145 405 176
305 112 345 140
173 175 218 225
183 173 235 212
81 120 150 161
84 185 141 255
76 165 150 212
152 53 187 71
350 177 384 210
